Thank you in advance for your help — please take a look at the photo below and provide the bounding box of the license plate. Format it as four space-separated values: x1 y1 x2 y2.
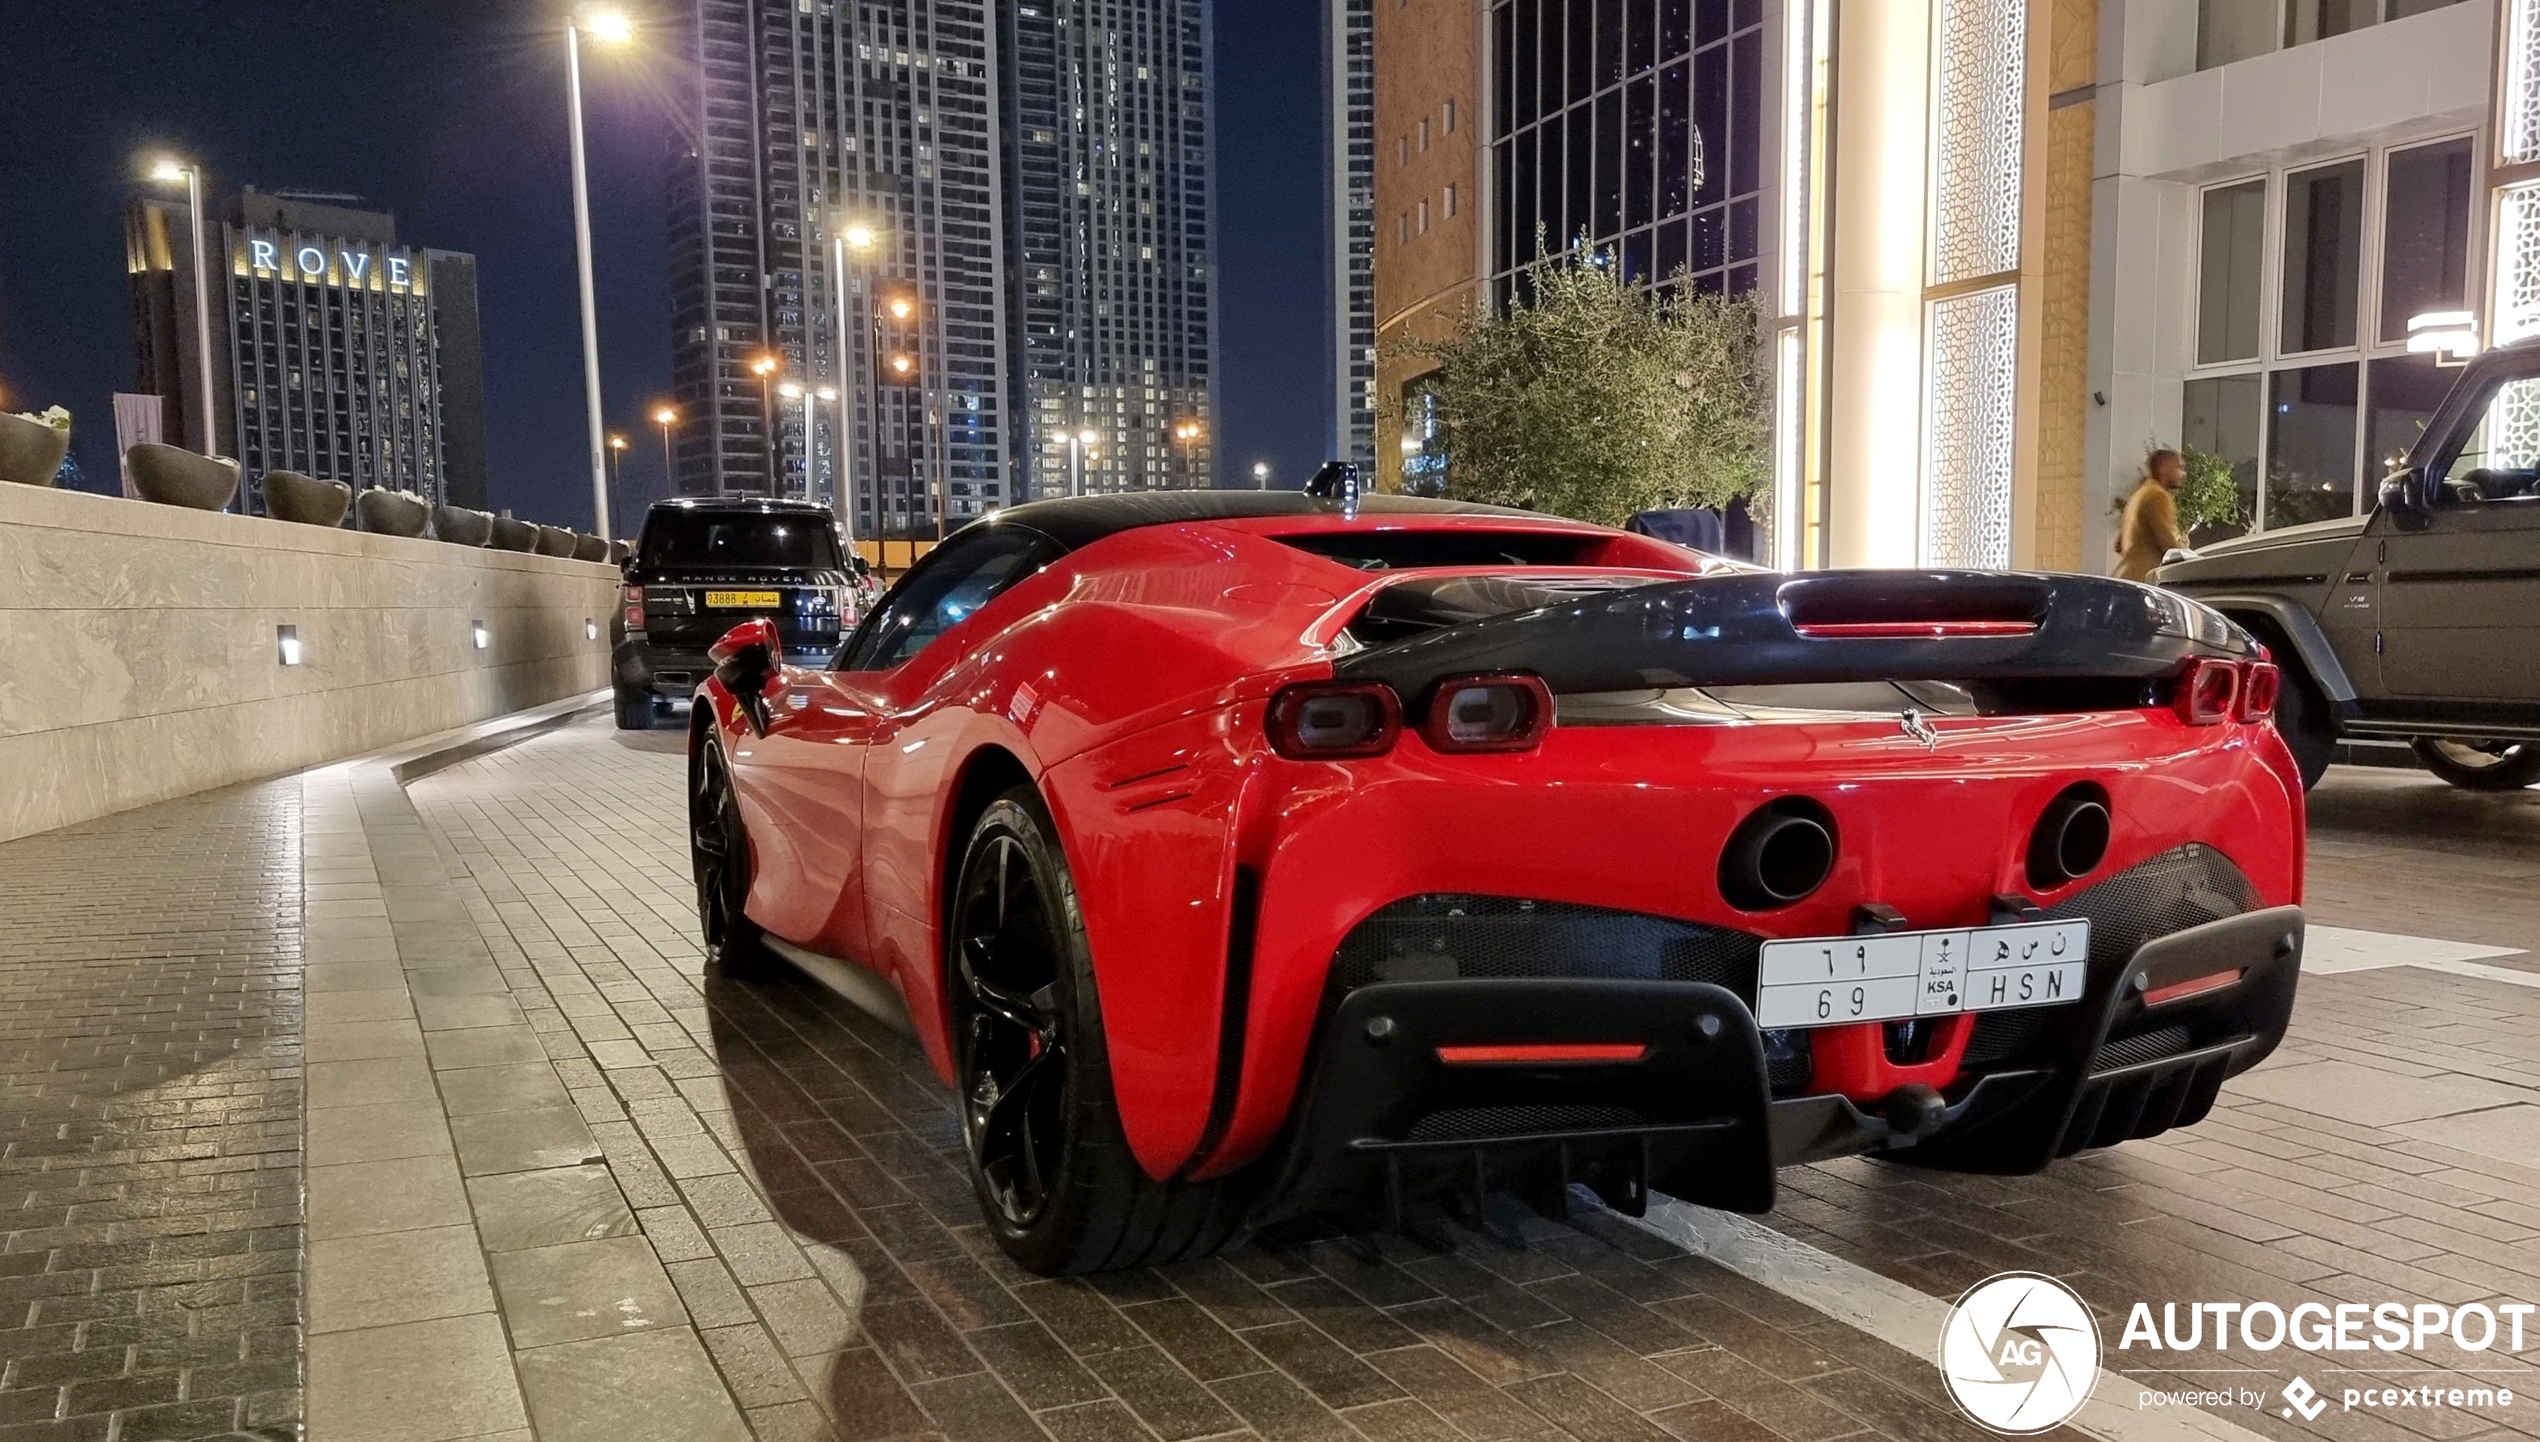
704 590 781 609
1754 919 2090 1029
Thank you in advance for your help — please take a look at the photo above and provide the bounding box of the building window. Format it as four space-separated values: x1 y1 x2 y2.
2185 133 2478 533
2199 0 2465 71
1445 184 1459 218
1444 96 1458 133
2379 136 2474 342
2197 180 2266 364
1418 198 1430 233
2280 158 2364 355
1420 117 1432 151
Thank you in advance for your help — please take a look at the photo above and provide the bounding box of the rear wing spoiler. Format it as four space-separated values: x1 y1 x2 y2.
1331 570 2254 699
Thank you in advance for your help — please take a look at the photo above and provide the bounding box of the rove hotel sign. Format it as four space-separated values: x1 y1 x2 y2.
236 234 424 294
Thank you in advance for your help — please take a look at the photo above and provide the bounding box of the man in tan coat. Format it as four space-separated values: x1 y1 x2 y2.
2114 449 2188 582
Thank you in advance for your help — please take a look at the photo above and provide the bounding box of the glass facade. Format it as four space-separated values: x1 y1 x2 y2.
2197 0 2466 71
1489 0 1767 298
1001 0 1217 499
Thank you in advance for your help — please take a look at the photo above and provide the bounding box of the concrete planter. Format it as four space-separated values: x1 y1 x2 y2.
0 413 69 487
607 540 633 566
489 517 539 552
355 488 431 538
570 533 608 563
128 443 240 510
533 525 577 558
260 470 350 527
433 505 493 547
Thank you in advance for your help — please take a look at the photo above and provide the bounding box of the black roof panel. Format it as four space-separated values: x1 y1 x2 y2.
986 490 1569 550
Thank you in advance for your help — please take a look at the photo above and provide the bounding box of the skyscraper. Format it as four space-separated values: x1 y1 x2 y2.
126 187 488 511
671 0 1219 524
999 0 1216 497
668 0 1011 537
1326 0 1375 473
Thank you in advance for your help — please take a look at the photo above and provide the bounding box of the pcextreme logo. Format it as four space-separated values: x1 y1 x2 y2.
1938 1272 2103 1434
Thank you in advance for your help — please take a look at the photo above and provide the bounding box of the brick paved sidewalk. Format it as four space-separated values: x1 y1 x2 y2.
0 785 305 1441
392 715 2028 1442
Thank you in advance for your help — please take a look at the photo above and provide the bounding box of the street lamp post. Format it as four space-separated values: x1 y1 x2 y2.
149 158 217 457
1067 429 1100 498
652 404 677 487
607 433 628 527
565 8 632 539
1172 420 1202 488
829 220 878 547
1253 461 1271 490
752 354 779 493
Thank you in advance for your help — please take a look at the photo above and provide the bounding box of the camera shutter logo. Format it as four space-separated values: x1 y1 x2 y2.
1938 1272 2103 1434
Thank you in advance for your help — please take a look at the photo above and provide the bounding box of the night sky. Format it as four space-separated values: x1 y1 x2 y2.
0 2 1332 530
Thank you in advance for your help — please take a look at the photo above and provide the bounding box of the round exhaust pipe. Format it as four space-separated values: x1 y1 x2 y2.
2027 788 2111 890
1719 800 1838 911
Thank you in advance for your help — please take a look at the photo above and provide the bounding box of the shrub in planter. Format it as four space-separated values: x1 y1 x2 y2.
261 470 351 527
489 516 539 551
433 505 493 546
533 525 577 557
0 410 71 487
355 488 430 537
128 443 240 510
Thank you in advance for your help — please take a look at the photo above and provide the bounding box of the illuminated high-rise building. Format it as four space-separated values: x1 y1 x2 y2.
999 0 1217 496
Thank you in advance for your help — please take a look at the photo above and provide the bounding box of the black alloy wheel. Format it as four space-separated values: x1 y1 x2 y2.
953 818 1071 1229
948 789 1255 1274
690 732 772 976
2413 737 2540 792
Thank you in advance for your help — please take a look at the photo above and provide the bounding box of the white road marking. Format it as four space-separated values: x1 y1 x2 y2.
2302 925 2525 975
1620 1201 2280 1442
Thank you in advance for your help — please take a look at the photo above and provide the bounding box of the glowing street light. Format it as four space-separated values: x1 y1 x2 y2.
147 155 217 457
652 403 678 481
1253 461 1272 489
1067 428 1102 499
566 7 635 538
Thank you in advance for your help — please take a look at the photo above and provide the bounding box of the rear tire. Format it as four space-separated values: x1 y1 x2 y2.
690 730 777 979
616 687 656 731
950 787 1253 1274
2411 737 2540 792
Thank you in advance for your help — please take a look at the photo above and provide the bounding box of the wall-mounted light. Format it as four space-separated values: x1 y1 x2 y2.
586 618 599 641
2407 311 2480 365
472 620 490 650
276 624 302 666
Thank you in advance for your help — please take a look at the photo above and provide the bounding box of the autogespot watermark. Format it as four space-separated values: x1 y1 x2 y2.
1937 1276 2531 1435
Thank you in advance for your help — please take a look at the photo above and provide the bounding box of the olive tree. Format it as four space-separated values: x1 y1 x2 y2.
1386 246 1767 527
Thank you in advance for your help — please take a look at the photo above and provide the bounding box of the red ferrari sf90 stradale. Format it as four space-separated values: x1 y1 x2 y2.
688 492 2304 1275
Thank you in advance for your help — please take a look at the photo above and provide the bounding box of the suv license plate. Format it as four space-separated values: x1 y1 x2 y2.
705 590 781 609
1754 919 2090 1029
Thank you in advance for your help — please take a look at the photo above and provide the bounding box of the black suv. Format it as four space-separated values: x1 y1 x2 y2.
2159 340 2540 791
614 499 855 729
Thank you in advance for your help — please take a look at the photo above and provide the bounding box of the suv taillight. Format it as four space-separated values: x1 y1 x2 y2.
623 585 644 630
1419 674 1553 754
1267 683 1401 759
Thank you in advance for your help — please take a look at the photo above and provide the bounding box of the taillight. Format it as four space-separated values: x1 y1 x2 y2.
2174 657 2241 725
1419 673 1553 754
1266 683 1401 759
2239 662 2279 723
623 585 644 630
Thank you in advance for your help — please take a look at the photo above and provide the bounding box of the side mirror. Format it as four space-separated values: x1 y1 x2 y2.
709 619 780 732
2377 467 2434 531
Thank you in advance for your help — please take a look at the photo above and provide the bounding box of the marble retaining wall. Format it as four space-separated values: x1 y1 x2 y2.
0 482 618 842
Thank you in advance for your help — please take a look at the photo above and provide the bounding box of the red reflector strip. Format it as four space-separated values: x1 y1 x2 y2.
2142 969 2242 1007
1792 620 2038 640
1433 1043 1650 1067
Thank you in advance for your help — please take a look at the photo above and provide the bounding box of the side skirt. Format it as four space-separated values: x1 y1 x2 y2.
763 937 918 1039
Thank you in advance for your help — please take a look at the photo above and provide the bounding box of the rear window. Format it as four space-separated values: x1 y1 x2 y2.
640 513 842 570
1273 528 1602 570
